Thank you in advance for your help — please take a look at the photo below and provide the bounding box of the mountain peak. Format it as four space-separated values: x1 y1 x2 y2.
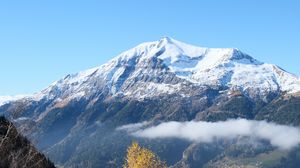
5 38 299 103
159 36 173 43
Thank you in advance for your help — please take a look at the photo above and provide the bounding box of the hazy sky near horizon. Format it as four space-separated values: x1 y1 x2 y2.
0 0 299 95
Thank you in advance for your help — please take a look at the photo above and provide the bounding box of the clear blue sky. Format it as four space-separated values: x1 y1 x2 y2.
0 0 299 95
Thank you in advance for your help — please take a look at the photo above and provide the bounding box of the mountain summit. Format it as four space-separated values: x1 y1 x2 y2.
13 37 299 104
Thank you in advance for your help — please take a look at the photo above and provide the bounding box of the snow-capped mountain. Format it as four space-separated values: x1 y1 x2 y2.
1 37 300 107
22 37 300 103
2 37 300 168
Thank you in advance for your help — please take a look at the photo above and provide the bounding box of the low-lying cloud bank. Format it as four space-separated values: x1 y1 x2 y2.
117 119 300 150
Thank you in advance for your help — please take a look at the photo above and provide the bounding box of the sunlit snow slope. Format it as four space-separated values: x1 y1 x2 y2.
1 37 300 104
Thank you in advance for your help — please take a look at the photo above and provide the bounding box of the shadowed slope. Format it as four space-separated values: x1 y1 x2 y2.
0 116 55 168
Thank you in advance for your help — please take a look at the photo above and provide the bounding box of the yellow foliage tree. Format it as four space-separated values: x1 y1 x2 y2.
123 142 167 168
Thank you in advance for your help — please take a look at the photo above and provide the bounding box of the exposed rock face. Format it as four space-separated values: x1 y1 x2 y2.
0 116 55 168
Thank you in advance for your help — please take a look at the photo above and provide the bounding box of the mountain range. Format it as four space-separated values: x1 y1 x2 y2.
1 37 300 168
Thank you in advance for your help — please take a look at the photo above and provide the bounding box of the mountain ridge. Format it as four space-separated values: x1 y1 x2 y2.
1 37 299 106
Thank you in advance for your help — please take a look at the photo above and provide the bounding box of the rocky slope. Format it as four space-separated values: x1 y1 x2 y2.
0 116 55 168
1 37 300 168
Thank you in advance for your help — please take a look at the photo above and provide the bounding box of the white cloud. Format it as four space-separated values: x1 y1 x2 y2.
116 121 150 132
118 119 300 150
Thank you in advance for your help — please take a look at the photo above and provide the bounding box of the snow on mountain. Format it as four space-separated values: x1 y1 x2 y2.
46 37 298 99
2 37 300 104
0 95 28 106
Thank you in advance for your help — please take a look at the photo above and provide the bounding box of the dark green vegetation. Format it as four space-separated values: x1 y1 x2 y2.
0 116 55 168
